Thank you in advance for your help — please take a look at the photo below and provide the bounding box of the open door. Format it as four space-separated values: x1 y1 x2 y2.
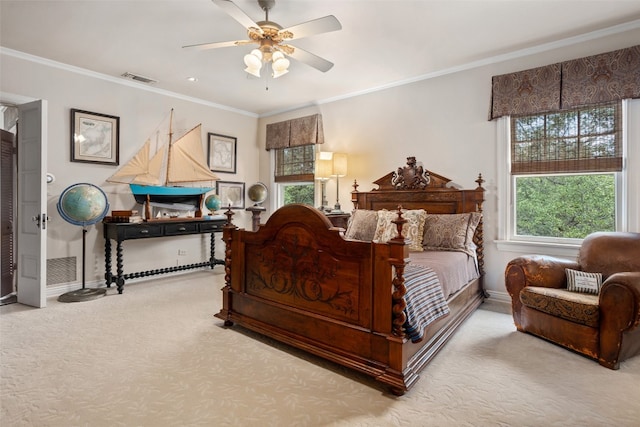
17 100 47 308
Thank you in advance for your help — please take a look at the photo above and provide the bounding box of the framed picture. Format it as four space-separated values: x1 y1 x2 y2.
70 109 119 165
216 181 245 209
208 133 237 173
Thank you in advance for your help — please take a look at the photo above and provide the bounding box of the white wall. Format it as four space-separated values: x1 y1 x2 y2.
258 29 640 296
1 52 259 291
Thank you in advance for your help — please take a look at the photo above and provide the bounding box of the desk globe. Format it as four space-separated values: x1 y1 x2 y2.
205 194 222 213
247 182 268 206
58 183 109 226
57 183 110 302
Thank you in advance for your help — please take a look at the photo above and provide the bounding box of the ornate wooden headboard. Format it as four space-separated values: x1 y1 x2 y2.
351 156 486 273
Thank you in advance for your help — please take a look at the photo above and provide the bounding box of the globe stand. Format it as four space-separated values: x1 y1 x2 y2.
58 227 107 303
56 183 110 303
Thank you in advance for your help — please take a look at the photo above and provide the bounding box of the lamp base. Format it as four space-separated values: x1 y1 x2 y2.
58 288 107 303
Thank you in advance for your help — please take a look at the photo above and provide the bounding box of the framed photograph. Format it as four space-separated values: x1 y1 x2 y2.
208 133 237 173
70 109 119 165
216 181 245 209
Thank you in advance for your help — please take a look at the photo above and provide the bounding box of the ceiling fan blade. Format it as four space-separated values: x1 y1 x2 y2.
284 45 334 73
212 0 263 34
182 39 255 50
280 15 342 40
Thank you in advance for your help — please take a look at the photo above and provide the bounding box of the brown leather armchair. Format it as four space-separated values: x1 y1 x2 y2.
505 232 640 369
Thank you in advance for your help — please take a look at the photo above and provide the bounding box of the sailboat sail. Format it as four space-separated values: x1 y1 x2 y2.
107 111 218 205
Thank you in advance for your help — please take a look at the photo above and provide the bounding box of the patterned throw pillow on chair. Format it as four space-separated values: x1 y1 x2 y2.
566 268 602 295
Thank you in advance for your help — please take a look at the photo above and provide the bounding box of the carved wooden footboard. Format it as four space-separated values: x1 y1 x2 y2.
216 157 485 395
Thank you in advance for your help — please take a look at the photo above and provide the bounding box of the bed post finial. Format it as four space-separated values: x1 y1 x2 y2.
224 206 235 225
475 173 485 190
351 179 360 209
390 206 407 240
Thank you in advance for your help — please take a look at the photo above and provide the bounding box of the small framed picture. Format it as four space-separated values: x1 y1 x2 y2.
70 109 119 165
216 181 245 209
208 133 237 173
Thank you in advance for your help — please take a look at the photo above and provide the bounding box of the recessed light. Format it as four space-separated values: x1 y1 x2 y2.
187 77 198 82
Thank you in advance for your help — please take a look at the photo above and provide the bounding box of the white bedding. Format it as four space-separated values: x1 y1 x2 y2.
408 250 479 299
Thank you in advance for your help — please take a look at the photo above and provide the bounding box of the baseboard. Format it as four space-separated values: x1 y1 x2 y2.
45 269 204 299
482 290 512 315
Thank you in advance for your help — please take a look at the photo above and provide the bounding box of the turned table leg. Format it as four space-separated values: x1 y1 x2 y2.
104 238 112 288
116 241 125 294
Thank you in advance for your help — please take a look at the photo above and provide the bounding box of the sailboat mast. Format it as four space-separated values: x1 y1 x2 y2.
164 108 174 186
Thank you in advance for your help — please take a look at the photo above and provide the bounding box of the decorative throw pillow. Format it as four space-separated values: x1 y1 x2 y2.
566 268 602 295
344 209 378 241
422 212 481 256
373 209 427 252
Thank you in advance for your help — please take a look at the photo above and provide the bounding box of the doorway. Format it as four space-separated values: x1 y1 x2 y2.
1 107 18 304
1 99 47 308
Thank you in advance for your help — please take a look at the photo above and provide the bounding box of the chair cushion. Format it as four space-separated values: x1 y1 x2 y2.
520 286 600 328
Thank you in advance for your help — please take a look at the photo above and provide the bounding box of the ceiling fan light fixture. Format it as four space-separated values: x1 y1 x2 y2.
244 65 262 78
244 49 263 77
193 0 341 82
271 67 289 79
271 51 289 78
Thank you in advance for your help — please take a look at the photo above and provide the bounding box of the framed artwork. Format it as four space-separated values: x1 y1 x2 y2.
208 132 237 173
70 109 119 165
216 181 245 209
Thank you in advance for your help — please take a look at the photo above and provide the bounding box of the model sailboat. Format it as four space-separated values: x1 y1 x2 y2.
107 110 218 219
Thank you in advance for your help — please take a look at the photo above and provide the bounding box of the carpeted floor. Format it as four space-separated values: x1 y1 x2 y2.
1 270 638 426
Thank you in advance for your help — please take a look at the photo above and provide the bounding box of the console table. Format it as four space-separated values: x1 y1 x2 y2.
103 218 226 294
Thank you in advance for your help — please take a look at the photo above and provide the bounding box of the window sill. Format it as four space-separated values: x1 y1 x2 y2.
495 239 580 258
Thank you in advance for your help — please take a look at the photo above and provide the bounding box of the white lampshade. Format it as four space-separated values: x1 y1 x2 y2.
272 51 285 62
272 51 290 79
315 158 333 180
272 67 289 79
317 151 333 161
249 49 263 61
244 49 263 77
332 153 348 177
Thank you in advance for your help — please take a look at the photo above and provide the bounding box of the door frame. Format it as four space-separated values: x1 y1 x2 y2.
1 93 47 308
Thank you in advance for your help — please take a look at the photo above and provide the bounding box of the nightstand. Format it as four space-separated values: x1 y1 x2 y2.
325 212 350 230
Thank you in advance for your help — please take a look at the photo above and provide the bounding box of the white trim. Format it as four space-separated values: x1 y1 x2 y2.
260 19 640 118
620 99 629 231
495 240 580 258
0 47 258 118
496 117 510 241
482 290 512 315
496 102 631 255
3 18 639 119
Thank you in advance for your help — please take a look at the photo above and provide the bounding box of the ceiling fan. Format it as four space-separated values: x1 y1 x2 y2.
183 0 342 78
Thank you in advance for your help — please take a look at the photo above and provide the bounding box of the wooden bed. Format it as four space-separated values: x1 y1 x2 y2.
216 157 485 395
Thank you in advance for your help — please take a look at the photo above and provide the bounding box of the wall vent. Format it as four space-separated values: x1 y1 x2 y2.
47 257 76 286
121 72 159 85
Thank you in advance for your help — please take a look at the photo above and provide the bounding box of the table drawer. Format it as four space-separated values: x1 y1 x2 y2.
165 222 199 235
123 224 163 239
199 221 225 232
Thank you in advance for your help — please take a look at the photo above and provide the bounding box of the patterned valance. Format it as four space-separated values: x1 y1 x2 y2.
491 64 561 119
490 45 640 120
265 114 325 150
562 46 640 109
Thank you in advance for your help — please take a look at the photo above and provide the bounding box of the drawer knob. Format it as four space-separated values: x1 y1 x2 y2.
178 227 186 231
140 229 149 234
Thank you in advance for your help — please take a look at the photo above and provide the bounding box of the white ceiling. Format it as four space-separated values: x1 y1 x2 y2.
2 0 640 116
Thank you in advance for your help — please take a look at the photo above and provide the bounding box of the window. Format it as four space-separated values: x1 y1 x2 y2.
508 101 623 242
274 145 315 207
